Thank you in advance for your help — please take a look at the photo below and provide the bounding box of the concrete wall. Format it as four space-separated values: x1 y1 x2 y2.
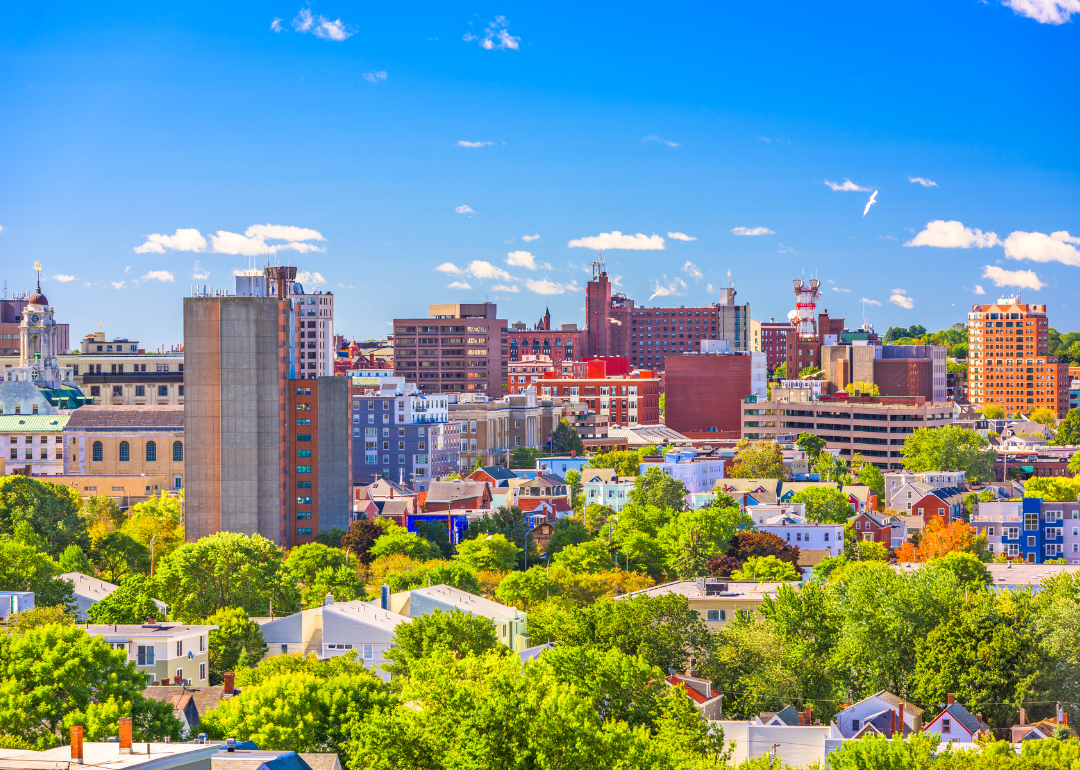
717 722 836 768
317 376 351 533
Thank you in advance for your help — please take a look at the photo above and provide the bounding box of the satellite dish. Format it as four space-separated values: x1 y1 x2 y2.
787 309 798 321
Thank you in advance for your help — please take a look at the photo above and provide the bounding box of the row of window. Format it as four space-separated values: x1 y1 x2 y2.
90 440 183 462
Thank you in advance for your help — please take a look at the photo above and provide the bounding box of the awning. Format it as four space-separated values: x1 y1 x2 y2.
1020 466 1034 473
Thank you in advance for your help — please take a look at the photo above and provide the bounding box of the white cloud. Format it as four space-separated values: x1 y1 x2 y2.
134 228 207 254
889 289 914 309
53 274 76 282
648 277 688 301
879 234 897 241
682 261 703 280
730 226 774 236
832 286 851 293
973 285 986 295
522 234 540 242
908 176 938 187
643 135 679 148
492 284 519 293
667 232 696 241
245 224 326 242
706 283 715 294
506 251 550 270
192 261 210 280
778 244 796 254
1003 0 1080 24
0 225 4 233
455 205 474 214
467 260 513 281
861 298 882 306
456 140 492 148
982 265 1046 291
125 266 132 273
448 281 473 290
824 178 870 192
141 270 174 283
1002 230 1080 267
271 17 284 32
905 220 1000 249
435 262 463 275
112 281 125 289
567 231 665 251
209 231 268 256
292 8 353 40
464 16 520 50
295 270 326 285
363 71 388 83
525 278 579 295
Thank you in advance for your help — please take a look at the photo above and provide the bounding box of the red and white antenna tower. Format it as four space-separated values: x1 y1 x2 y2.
791 278 821 341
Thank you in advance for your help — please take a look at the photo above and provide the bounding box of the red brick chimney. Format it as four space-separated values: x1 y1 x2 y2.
806 704 812 725
1019 708 1027 725
118 717 132 753
798 712 805 726
947 693 955 705
224 672 235 696
898 703 905 733
70 726 84 763
891 710 897 735
161 677 170 686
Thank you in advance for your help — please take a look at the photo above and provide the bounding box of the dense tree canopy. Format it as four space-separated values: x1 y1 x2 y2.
383 608 507 679
86 575 160 624
205 607 267 684
628 467 689 511
0 539 76 610
901 425 995 482
728 440 788 480
550 418 585 455
455 533 522 572
791 486 853 523
588 450 644 477
0 477 87 558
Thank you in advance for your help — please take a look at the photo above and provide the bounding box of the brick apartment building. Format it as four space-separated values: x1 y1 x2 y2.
393 303 508 398
288 378 351 543
583 260 750 370
742 395 954 469
508 308 584 365
751 318 793 371
533 359 661 428
665 349 767 437
967 297 1069 418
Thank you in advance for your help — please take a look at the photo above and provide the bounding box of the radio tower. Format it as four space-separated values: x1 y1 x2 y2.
792 278 821 341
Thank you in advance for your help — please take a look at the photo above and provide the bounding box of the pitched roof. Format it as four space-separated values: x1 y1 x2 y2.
65 405 185 428
425 481 490 504
930 702 988 735
872 690 925 717
0 415 69 433
472 466 518 481
580 468 618 484
142 685 235 722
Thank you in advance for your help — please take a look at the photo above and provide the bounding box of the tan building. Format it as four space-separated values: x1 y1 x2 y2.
64 405 185 491
394 303 508 397
742 395 953 470
449 390 566 471
82 622 214 686
617 578 786 629
0 414 68 476
59 474 173 508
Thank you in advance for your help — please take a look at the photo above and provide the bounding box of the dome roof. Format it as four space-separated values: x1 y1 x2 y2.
29 292 48 305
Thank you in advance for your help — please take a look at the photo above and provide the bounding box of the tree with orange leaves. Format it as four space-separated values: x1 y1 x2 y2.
895 518 991 562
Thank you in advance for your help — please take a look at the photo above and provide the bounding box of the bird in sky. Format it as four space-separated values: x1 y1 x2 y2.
863 190 878 217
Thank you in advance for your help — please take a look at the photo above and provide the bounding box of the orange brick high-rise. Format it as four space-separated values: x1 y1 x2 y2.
967 297 1069 419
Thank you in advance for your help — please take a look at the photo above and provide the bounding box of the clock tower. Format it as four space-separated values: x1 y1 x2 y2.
18 264 65 389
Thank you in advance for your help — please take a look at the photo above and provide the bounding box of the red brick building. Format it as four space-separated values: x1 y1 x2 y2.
852 509 903 546
508 308 584 366
752 319 794 371
534 360 661 427
664 353 754 436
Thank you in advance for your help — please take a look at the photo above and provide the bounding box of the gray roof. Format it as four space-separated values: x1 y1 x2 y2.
83 622 216 637
938 702 986 734
65 405 184 428
425 481 490 503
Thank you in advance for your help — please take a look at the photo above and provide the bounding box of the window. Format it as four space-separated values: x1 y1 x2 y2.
942 719 951 734
92 442 103 462
297 449 312 458
297 418 312 426
176 640 183 657
281 644 289 655
173 441 183 461
146 441 157 462
297 527 312 536
706 609 720 621
296 465 312 473
363 644 373 660
176 668 184 683
296 480 312 489
1025 513 1039 530
134 385 145 397
200 662 206 681
297 496 312 504
137 645 155 665
296 434 311 442
119 441 130 462
199 635 206 652
158 386 168 397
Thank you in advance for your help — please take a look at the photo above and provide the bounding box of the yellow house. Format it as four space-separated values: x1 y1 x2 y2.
616 578 789 629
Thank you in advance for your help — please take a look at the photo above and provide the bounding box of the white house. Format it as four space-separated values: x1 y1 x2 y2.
922 695 992 744
833 691 924 739
0 591 34 619
752 507 844 564
884 470 965 512
581 468 635 512
641 450 725 495
718 720 846 768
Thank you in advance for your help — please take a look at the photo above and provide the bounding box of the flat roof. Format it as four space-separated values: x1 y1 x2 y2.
617 579 789 602
406 584 521 621
83 623 216 638
0 741 219 769
893 562 1080 586
325 600 409 632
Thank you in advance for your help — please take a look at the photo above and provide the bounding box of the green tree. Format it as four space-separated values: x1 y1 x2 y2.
460 506 532 567
845 381 880 396
728 439 788 480
772 362 787 379
1030 406 1058 427
564 470 584 512
378 560 480 594
307 566 367 606
2 605 74 634
901 425 995 482
383 608 507 679
983 404 1005 420
658 393 665 416
90 531 150 583
795 432 825 460
153 532 301 622
414 520 452 559
550 418 585 455
369 526 441 562
629 467 689 511
496 567 555 609
1055 409 1080 446
285 542 364 607
588 450 643 477
455 533 522 572
0 540 76 610
849 538 891 561
584 502 615 535
658 500 751 578
314 527 348 548
86 575 161 624
1024 477 1080 503
57 544 92 575
340 519 383 565
62 694 181 743
0 476 87 558
856 462 885 505
552 538 613 573
937 551 992 590
205 607 266 684
791 486 853 523
202 666 394 763
731 555 800 581
0 624 182 747
81 495 126 538
545 518 590 557
510 446 546 469
120 492 185 568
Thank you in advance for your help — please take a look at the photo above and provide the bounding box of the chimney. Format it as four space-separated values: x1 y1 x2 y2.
890 710 896 735
161 677 170 686
223 672 234 696
324 594 334 606
381 584 390 611
1019 707 1027 725
70 726 84 763
799 712 805 726
947 693 955 705
806 704 812 725
978 713 984 725
118 717 132 753
898 703 905 733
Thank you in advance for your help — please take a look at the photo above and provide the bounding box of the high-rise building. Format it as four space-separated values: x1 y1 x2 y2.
393 303 508 398
665 346 767 437
751 318 793 372
967 297 1069 418
288 377 351 544
583 259 750 370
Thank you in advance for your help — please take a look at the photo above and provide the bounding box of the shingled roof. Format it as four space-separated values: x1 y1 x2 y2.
65 405 184 428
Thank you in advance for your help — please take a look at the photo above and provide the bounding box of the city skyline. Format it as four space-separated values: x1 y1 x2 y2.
1 1 1078 347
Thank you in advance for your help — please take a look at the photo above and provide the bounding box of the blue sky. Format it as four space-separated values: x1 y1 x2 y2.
2 1 1078 348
